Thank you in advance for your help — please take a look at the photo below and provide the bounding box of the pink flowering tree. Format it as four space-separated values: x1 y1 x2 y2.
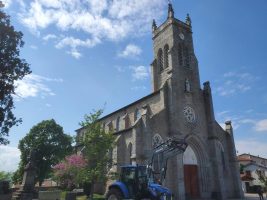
53 154 87 190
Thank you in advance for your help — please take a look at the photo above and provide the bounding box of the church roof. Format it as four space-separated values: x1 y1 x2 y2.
75 90 160 132
99 90 160 121
238 153 267 162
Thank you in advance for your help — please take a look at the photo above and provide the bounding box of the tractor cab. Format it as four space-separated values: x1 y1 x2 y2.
119 165 149 199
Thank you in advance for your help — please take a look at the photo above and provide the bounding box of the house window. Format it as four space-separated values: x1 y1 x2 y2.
157 49 163 71
164 44 169 69
245 170 251 177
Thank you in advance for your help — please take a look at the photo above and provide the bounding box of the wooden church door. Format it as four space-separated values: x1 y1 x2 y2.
184 164 200 198
183 146 200 199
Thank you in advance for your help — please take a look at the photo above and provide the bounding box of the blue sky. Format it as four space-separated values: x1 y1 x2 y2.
0 0 267 172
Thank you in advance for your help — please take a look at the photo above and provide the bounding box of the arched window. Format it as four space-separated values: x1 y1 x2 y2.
108 122 113 132
134 109 141 121
157 49 163 71
164 44 169 69
178 44 190 68
178 44 183 66
124 115 130 129
183 145 198 165
128 143 133 164
116 117 120 132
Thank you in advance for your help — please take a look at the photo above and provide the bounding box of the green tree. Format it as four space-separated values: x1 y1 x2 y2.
0 1 31 145
256 169 267 191
14 119 73 185
0 171 13 181
79 109 115 200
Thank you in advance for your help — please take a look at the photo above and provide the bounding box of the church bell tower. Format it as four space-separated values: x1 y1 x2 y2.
151 3 201 94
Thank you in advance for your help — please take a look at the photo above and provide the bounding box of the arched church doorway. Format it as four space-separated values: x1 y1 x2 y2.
183 145 200 198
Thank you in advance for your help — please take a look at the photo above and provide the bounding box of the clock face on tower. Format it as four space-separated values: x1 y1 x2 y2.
183 106 196 123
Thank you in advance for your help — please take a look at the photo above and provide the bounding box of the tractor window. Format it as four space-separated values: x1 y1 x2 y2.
138 166 147 177
121 167 136 183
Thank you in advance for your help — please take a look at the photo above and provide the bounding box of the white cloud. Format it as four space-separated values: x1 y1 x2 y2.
14 74 63 100
216 110 258 131
236 139 267 158
30 45 38 49
16 0 166 57
216 110 230 117
67 48 82 59
223 71 235 78
55 36 100 58
43 34 57 41
223 72 258 81
55 37 100 49
254 119 267 132
239 119 255 124
118 44 142 58
215 71 259 96
88 0 108 15
130 66 149 80
216 109 267 133
0 146 21 172
1 0 12 8
131 86 147 91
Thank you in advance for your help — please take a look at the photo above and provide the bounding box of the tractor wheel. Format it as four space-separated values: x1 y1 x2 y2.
106 188 123 200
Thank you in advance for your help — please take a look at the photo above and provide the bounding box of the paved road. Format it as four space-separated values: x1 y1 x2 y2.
245 193 267 200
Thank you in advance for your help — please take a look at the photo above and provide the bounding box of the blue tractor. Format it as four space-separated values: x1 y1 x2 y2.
105 137 188 200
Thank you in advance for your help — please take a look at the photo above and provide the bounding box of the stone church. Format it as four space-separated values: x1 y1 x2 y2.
77 4 244 200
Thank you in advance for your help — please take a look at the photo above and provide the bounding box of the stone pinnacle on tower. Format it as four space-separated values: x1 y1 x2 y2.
168 2 174 18
186 13 192 26
152 19 157 31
